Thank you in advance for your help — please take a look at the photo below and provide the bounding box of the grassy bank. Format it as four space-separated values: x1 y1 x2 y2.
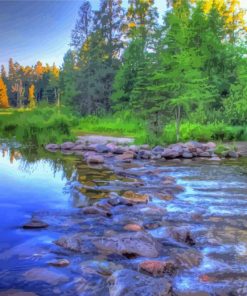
0 106 246 146
0 107 77 146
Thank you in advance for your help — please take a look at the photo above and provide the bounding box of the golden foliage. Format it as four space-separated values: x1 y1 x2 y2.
28 84 36 109
0 78 9 108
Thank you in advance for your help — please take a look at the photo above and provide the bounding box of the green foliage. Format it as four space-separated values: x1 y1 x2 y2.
0 106 77 146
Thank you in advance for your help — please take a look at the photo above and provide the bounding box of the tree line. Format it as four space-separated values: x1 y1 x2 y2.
0 59 60 108
60 0 247 140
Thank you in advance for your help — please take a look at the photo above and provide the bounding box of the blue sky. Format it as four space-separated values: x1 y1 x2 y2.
0 0 246 68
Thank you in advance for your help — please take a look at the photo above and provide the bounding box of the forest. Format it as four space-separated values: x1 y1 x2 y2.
0 0 247 145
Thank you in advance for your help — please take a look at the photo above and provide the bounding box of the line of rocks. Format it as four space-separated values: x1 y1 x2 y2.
45 140 240 165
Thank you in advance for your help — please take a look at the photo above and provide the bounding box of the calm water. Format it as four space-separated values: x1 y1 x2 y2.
0 140 247 295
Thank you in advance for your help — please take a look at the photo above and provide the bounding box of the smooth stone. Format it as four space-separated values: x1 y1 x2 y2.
81 206 112 217
123 223 143 231
48 259 70 267
108 269 172 296
71 144 86 151
182 152 193 159
95 144 110 153
138 150 152 159
93 232 161 258
23 219 48 229
122 191 149 204
60 142 75 150
162 148 179 159
86 155 104 164
139 260 177 277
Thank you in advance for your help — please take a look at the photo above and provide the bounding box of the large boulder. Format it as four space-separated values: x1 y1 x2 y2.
108 269 172 296
93 232 161 258
61 142 75 150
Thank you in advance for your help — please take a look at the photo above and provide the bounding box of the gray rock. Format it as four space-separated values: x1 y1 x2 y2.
86 155 104 164
93 232 161 258
139 150 152 159
182 152 193 159
81 206 112 217
108 269 172 296
199 152 211 157
152 146 164 155
96 144 110 153
71 144 86 151
61 142 75 150
227 151 239 158
162 148 179 159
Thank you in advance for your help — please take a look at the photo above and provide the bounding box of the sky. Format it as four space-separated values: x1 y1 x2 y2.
0 0 246 69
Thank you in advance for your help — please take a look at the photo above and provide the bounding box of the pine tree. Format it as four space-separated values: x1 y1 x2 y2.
0 78 9 108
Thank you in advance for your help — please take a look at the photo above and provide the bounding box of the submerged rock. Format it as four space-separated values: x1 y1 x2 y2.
23 268 68 285
122 191 149 204
0 290 38 296
173 249 202 269
139 260 177 277
81 206 112 217
93 232 161 258
108 269 172 296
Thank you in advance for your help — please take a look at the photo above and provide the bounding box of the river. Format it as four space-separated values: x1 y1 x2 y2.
0 140 247 296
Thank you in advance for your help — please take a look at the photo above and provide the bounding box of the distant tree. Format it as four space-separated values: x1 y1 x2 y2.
71 0 93 50
0 78 9 108
28 84 36 108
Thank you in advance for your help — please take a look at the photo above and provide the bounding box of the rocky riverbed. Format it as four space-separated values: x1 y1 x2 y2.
0 138 247 296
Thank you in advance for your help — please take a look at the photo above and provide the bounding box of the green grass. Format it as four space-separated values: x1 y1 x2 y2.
74 114 148 144
1 106 246 146
0 106 78 146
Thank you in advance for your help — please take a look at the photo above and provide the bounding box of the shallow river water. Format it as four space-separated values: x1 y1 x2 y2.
0 140 247 296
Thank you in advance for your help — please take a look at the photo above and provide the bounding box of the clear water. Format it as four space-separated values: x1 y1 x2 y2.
0 140 247 295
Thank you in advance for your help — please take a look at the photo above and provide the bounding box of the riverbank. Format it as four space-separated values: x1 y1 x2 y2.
1 107 247 146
